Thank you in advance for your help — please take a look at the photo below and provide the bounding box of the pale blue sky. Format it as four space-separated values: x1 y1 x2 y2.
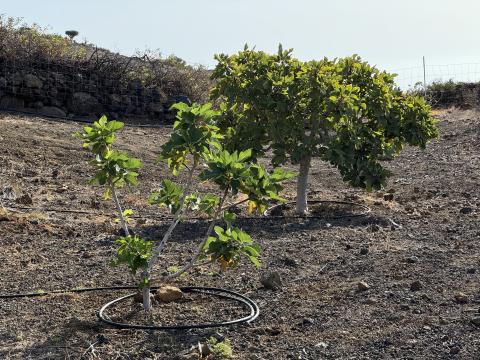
2 0 480 85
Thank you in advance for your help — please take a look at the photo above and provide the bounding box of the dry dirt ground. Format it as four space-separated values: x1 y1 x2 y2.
0 109 479 359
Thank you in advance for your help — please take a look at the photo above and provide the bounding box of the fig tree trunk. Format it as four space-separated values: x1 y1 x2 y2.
142 286 151 310
295 156 311 215
141 270 152 310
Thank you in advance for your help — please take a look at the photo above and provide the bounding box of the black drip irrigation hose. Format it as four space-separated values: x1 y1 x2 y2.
98 286 259 330
264 200 371 219
0 285 137 299
6 205 113 217
3 205 255 221
7 200 371 222
0 285 260 330
5 205 186 220
6 205 169 220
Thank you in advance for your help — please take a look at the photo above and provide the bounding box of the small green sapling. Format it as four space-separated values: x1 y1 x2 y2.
77 107 294 311
142 102 294 309
76 116 154 309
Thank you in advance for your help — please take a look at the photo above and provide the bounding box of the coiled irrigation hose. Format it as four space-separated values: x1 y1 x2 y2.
0 285 260 330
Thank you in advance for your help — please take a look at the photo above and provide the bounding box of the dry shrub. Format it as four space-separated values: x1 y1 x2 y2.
0 15 212 103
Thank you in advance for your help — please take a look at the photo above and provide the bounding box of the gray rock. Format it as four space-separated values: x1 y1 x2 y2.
68 92 102 115
52 73 66 85
108 94 122 105
47 87 58 97
282 257 299 267
23 74 43 89
32 101 44 109
1 186 16 200
450 346 460 355
406 256 419 264
383 193 394 201
471 317 480 326
357 281 370 291
302 317 314 325
128 79 143 91
439 317 448 325
11 72 23 86
40 106 66 118
50 99 63 108
260 271 282 290
410 280 422 291
149 102 164 113
454 292 469 304
16 194 33 205
121 95 132 106
460 207 474 214
0 96 25 110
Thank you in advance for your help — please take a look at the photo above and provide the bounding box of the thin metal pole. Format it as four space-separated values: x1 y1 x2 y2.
423 56 427 97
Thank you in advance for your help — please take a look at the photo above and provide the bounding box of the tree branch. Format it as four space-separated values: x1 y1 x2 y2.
221 197 249 211
110 183 129 236
146 162 198 274
165 187 229 280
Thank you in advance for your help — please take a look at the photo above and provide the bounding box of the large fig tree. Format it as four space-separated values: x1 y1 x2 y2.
211 46 438 214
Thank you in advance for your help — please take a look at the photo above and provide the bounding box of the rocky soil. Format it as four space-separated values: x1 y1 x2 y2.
0 109 479 359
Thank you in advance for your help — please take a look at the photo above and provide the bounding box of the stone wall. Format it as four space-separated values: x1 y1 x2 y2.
425 82 480 109
0 58 191 122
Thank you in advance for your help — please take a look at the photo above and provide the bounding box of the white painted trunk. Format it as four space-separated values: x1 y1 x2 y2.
295 156 311 215
142 284 152 311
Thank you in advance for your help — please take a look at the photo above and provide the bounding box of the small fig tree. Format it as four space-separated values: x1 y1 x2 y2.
77 105 294 311
211 46 439 214
75 116 142 236
76 116 153 309
143 102 294 309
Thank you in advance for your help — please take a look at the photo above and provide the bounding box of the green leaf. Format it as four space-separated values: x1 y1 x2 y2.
112 235 153 276
125 158 142 169
214 226 224 237
223 211 236 227
123 209 134 217
247 255 261 268
106 120 124 132
238 149 252 162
